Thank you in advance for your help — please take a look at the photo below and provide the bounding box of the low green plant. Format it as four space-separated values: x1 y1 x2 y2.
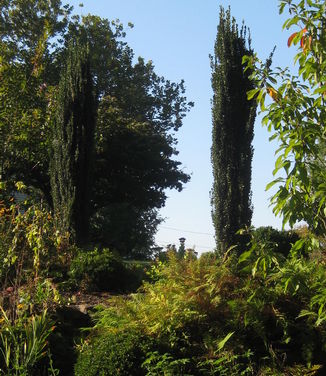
17 278 62 317
0 188 71 287
0 308 57 375
197 349 255 376
142 351 191 375
74 329 152 376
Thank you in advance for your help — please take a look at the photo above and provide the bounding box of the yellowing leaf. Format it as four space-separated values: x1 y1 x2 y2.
267 87 279 102
288 28 307 48
287 32 298 47
301 35 312 53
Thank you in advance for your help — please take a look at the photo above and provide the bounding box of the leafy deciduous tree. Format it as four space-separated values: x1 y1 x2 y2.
246 0 326 246
0 0 71 202
70 16 193 255
91 78 192 256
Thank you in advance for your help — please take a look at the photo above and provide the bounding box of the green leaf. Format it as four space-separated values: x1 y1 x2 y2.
238 249 253 263
247 291 256 303
247 88 260 100
266 178 283 191
313 85 326 95
279 1 287 14
297 309 315 319
283 15 300 30
217 332 234 351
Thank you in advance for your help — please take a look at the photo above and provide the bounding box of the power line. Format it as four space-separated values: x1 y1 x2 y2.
159 225 214 237
156 239 214 250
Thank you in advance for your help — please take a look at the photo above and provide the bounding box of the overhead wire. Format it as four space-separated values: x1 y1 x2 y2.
155 239 214 250
158 225 214 236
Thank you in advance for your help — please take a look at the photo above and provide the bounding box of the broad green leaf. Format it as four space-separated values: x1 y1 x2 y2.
238 249 253 263
266 178 283 191
217 331 234 351
313 85 326 95
247 88 260 100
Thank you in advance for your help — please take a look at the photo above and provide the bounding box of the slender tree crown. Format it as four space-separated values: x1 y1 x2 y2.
50 38 95 245
211 7 257 255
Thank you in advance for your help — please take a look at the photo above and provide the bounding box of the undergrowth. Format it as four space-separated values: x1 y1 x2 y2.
75 247 326 375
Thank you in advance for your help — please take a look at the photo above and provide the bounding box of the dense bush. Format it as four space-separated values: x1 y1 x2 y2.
68 248 126 292
74 329 153 376
123 260 151 292
68 248 147 292
252 226 299 257
75 251 326 375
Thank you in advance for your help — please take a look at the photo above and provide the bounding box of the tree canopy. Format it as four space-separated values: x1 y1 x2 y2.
0 1 193 257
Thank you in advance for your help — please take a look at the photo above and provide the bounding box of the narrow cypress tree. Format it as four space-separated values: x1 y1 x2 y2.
211 7 256 255
50 38 95 245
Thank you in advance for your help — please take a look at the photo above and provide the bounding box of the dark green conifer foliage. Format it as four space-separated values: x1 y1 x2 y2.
211 7 257 255
50 39 95 245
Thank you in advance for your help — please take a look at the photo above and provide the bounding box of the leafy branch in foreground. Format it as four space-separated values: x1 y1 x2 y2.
244 0 326 244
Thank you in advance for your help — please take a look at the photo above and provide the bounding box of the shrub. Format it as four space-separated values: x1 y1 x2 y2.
142 351 192 375
122 260 151 292
74 329 152 376
0 194 72 287
68 248 129 292
252 226 299 257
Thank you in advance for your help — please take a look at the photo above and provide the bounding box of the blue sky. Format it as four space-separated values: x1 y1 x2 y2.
69 0 298 252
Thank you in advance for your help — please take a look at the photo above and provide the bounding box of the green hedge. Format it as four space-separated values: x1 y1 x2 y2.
74 330 152 376
68 248 127 292
252 226 299 257
68 248 149 292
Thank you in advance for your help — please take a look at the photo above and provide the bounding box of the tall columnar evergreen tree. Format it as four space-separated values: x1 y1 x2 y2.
211 7 257 255
50 38 95 245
